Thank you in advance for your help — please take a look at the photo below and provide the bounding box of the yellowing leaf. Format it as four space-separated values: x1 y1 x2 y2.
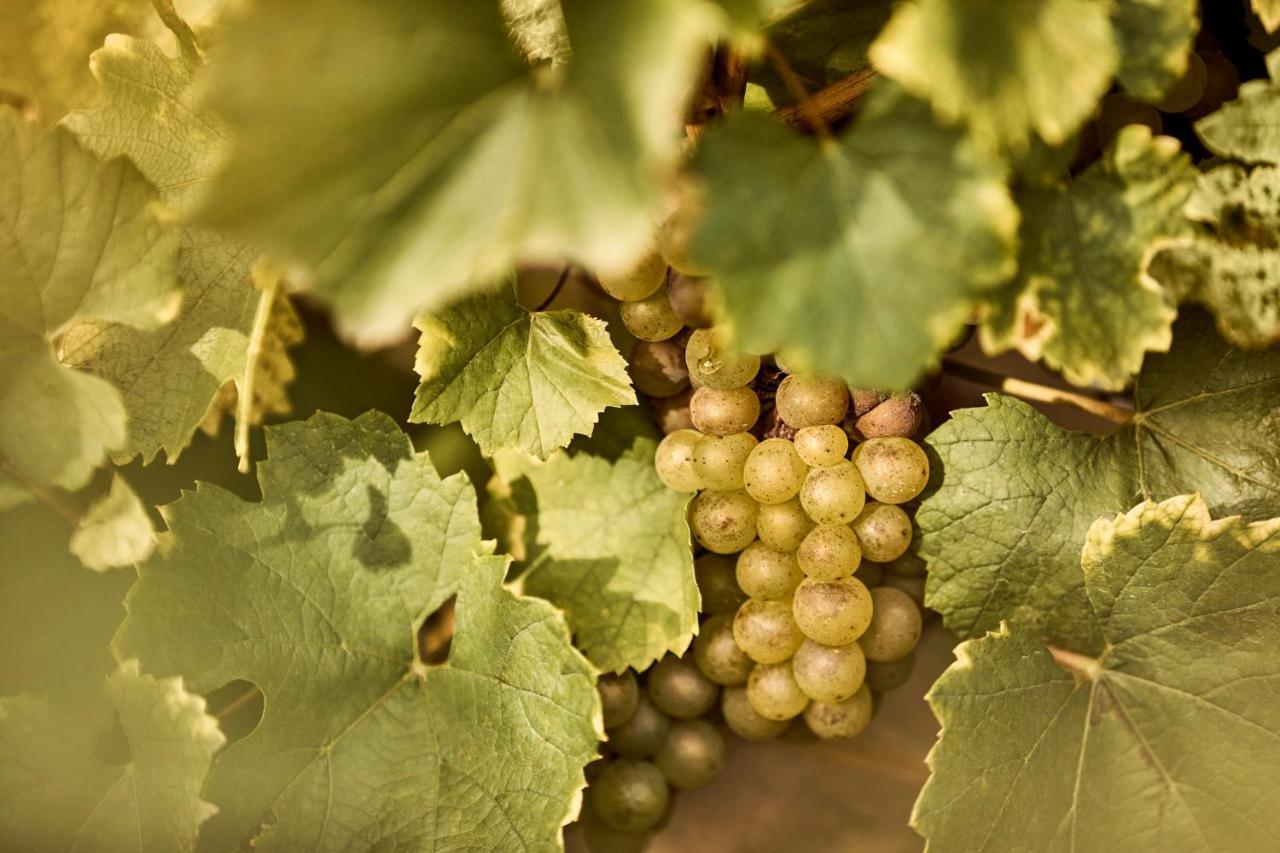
1114 0 1199 101
68 475 156 571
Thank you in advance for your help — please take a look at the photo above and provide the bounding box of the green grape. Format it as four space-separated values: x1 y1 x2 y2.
881 572 926 612
690 386 760 436
735 540 803 600
792 638 866 704
590 759 671 834
800 460 866 525
689 489 758 554
692 432 757 491
733 598 804 664
646 654 720 720
629 339 689 398
694 613 754 686
854 392 924 439
854 561 884 588
684 328 760 390
746 661 809 721
598 249 667 302
721 686 790 742
859 586 922 662
667 273 713 329
865 651 916 693
598 670 640 728
608 694 671 759
797 524 862 580
775 375 850 428
792 576 873 645
756 497 815 552
654 429 702 493
654 719 725 790
658 199 707 276
850 388 888 417
621 289 683 342
803 685 873 740
742 438 808 504
694 554 746 615
850 502 913 562
654 387 694 434
853 437 929 504
793 424 849 467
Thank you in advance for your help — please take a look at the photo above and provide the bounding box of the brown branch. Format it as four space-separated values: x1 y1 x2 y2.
942 358 1133 424
534 265 573 312
774 67 878 132
765 43 832 141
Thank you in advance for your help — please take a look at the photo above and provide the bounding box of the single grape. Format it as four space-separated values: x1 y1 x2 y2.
854 561 884 588
721 686 790 742
598 250 667 302
654 429 702 493
865 651 916 693
621 290 683 342
694 613 754 686
629 339 689 398
590 759 671 834
667 273 713 329
859 586 923 662
742 438 809 504
800 461 866 525
689 489 758 554
797 524 862 580
792 576 873 646
647 654 720 720
658 200 707 276
692 432 757 491
684 328 760 390
850 502 913 563
654 387 694 434
756 497 816 552
880 572 926 612
654 719 725 790
608 694 671 759
855 392 924 440
694 553 747 615
733 598 804 664
775 375 850 428
793 424 849 467
803 685 873 740
792 639 866 704
690 386 760 436
853 437 929 504
746 661 809 721
735 540 803 600
598 670 640 728
850 388 888 417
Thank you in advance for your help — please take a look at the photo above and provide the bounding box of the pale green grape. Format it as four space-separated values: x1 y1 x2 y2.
598 249 667 301
590 759 670 833
756 497 815 552
598 670 639 728
647 654 719 719
792 639 866 704
880 572 926 613
685 328 760 390
692 432 756 491
690 386 760 436
694 553 746 615
803 685 873 740
775 375 849 428
854 392 924 439
667 273 713 329
735 540 803 600
850 502 913 562
658 200 707 276
746 661 809 721
793 424 849 467
733 598 804 664
689 489 758 554
607 694 670 759
853 437 929 504
621 289 683 342
654 429 702 493
694 613 753 686
742 438 808 504
629 339 689 398
800 460 866 525
792 576 873 645
654 719 725 790
865 651 916 693
721 686 789 742
859 586 922 662
797 524 862 580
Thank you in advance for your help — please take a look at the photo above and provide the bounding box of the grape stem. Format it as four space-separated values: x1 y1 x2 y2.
534 265 573 312
765 43 834 142
941 358 1133 424
149 0 202 65
235 272 282 474
775 67 878 132
1048 644 1105 681
0 454 82 526
214 685 262 720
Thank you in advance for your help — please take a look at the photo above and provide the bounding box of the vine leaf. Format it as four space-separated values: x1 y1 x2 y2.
0 111 180 491
68 475 156 572
914 495 1280 852
1196 49 1280 164
493 438 699 674
197 0 712 342
115 412 600 852
1257 0 1280 32
919 310 1280 643
411 283 634 459
689 87 1017 390
980 126 1196 390
1113 0 1199 101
